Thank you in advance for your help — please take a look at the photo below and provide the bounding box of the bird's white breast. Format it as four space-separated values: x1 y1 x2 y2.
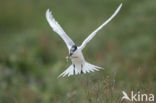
71 48 85 65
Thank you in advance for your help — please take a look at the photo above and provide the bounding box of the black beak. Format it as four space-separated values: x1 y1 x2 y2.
66 53 72 59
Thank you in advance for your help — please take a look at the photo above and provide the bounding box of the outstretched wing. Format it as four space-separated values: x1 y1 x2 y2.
79 3 122 50
46 9 75 50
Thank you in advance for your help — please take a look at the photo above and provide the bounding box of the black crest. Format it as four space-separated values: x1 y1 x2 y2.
69 45 77 56
71 45 77 52
71 45 77 51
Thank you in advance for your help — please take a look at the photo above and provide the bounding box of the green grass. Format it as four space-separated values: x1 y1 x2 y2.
0 0 155 103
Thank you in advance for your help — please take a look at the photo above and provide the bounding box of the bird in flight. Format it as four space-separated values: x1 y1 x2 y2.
46 4 122 77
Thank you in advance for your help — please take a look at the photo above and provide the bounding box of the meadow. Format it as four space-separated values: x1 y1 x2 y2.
0 0 155 103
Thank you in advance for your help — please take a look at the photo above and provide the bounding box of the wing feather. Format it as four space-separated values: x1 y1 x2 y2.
79 3 122 50
46 9 75 50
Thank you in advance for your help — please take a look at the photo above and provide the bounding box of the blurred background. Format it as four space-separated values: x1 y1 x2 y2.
0 0 155 103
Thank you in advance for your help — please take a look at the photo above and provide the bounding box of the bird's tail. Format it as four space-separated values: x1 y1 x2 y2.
58 62 103 78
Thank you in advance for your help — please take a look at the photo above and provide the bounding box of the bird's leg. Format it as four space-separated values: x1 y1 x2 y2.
81 64 83 74
73 64 75 75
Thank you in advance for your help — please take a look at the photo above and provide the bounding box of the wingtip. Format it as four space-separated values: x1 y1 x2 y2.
46 8 54 20
113 3 122 15
119 3 123 8
46 9 51 14
46 9 49 16
47 8 51 11
46 9 53 16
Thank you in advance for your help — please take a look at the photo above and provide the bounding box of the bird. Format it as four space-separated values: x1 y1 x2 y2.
46 3 122 77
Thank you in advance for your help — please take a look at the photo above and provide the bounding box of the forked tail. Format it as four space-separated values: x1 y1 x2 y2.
58 62 103 78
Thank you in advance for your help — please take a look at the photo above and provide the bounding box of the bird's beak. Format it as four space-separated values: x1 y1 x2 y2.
66 53 72 59
66 55 70 59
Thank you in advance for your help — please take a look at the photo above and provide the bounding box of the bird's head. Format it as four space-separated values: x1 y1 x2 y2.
66 45 77 59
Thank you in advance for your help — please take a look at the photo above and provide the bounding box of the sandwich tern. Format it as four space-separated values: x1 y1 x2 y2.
46 3 122 77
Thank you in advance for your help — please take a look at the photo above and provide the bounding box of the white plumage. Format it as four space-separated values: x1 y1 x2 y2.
46 9 75 50
46 4 122 77
80 4 122 50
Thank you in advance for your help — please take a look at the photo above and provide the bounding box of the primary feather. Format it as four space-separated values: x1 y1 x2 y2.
80 3 122 50
46 9 75 50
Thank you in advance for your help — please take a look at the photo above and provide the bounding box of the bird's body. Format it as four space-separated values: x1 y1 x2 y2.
70 48 85 74
46 4 122 77
60 47 102 77
71 48 85 64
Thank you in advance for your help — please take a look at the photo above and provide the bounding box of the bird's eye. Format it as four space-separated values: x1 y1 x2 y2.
71 46 76 51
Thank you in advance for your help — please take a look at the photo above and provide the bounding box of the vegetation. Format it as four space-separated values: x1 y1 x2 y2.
0 0 155 103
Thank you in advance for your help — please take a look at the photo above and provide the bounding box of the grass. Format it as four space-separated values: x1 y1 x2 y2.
0 0 155 103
